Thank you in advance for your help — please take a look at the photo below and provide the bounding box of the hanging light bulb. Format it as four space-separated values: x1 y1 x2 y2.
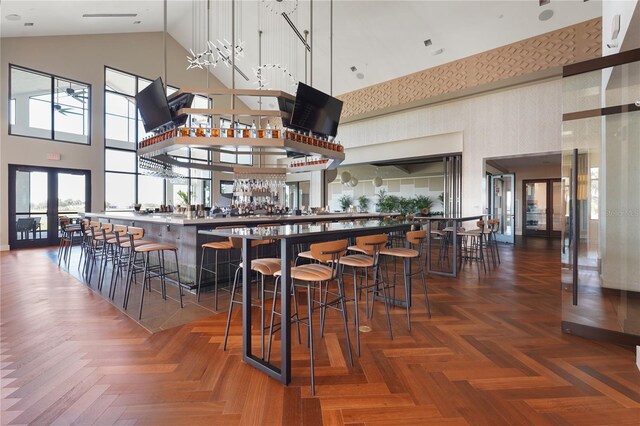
349 177 358 187
373 176 383 187
340 171 352 184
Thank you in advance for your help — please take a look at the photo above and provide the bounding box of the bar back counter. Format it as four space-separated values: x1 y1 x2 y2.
85 212 394 289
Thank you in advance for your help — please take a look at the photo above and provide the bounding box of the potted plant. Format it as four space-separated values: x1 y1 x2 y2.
414 195 433 215
398 197 416 216
338 194 353 212
177 189 190 206
357 195 370 212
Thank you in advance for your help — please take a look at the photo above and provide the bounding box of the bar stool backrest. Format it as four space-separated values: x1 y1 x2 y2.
355 234 388 256
128 226 145 240
406 230 427 245
113 224 128 236
89 220 100 229
310 239 348 263
101 223 113 234
221 225 246 249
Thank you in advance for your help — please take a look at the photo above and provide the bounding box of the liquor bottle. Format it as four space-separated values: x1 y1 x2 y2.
266 121 272 138
250 120 257 138
272 125 280 139
235 121 243 138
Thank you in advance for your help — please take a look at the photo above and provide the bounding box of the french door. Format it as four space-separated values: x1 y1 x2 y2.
523 178 562 238
489 174 515 243
8 165 91 249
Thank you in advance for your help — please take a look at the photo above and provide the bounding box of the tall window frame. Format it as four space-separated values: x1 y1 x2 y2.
104 66 215 210
9 64 91 145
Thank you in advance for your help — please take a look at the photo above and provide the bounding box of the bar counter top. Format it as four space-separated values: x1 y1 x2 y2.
85 211 393 226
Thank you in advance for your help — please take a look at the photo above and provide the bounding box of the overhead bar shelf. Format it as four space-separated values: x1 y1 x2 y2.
138 88 345 173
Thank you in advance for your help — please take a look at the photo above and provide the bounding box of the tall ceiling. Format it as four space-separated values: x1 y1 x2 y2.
1 0 603 97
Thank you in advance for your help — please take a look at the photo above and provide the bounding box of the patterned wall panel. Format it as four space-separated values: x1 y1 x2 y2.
339 18 601 118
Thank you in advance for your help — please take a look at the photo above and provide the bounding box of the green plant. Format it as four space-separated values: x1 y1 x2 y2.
438 192 444 204
177 189 189 206
398 197 416 216
357 195 370 212
375 189 387 212
338 194 353 211
414 195 433 213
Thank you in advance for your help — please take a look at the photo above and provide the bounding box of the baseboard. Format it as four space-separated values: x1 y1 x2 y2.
0 245 10 251
562 321 640 347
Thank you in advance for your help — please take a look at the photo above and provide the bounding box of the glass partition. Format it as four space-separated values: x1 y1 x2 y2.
561 53 640 340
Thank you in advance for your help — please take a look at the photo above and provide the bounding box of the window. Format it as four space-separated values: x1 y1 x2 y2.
9 65 90 144
9 99 16 126
104 67 215 210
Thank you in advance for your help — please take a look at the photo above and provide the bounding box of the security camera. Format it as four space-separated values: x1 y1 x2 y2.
635 100 640 107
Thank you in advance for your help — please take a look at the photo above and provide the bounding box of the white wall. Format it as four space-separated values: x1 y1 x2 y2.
0 32 231 250
339 79 563 218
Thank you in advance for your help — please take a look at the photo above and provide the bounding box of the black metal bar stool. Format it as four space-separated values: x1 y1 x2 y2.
381 230 431 331
268 239 353 396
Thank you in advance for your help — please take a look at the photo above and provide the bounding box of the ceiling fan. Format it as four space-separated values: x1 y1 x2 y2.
54 103 79 116
65 87 88 102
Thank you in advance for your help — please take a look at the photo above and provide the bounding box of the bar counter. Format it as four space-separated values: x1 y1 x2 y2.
84 211 395 286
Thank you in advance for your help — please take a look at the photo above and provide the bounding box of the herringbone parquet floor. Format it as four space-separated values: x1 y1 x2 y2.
1 239 639 425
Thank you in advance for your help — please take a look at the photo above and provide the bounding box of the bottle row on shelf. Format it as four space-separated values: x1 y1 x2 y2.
289 158 329 168
138 123 345 154
283 130 344 152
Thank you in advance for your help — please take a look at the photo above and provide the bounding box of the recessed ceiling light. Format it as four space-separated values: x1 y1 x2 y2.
356 73 364 80
539 9 554 21
5 14 21 21
82 13 138 18
539 0 550 5
24 22 34 27
432 48 444 56
350 66 357 72
423 39 432 47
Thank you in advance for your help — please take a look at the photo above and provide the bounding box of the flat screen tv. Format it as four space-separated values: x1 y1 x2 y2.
136 77 172 132
290 82 343 138
278 96 295 128
167 91 195 128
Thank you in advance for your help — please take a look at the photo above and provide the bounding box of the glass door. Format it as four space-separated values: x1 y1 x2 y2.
490 174 515 243
561 50 640 342
8 165 90 249
13 169 49 246
523 179 561 237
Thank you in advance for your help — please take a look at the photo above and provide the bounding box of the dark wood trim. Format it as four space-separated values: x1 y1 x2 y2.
562 321 640 348
563 102 640 122
563 48 640 77
523 178 561 238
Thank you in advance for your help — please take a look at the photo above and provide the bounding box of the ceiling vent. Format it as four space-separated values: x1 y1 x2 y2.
82 13 138 18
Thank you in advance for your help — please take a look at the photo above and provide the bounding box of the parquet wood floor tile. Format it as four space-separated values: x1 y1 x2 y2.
1 240 639 425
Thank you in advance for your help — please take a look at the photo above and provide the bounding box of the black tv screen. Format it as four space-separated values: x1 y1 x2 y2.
278 96 295 128
136 77 172 132
167 92 195 128
290 82 343 138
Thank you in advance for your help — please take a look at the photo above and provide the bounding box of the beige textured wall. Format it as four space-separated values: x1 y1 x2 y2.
0 32 230 250
338 19 602 119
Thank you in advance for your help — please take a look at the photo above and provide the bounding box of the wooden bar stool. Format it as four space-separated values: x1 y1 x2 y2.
223 255 281 359
381 230 431 331
268 239 353 396
197 225 244 310
109 227 154 303
338 234 392 356
127 235 183 320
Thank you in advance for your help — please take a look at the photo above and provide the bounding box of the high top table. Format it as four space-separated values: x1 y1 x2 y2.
415 214 485 277
199 219 416 385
